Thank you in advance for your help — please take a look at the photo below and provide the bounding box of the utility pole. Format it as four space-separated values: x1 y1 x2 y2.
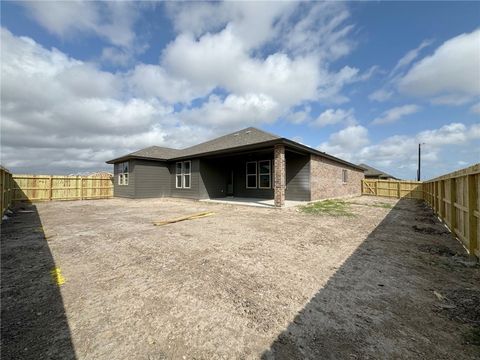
417 143 423 181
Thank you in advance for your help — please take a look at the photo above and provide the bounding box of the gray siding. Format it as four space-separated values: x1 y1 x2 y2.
230 153 274 199
133 159 170 198
113 160 135 198
169 159 202 199
199 159 229 199
286 152 310 201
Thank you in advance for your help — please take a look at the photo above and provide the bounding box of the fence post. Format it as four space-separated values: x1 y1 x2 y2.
467 174 478 259
49 175 53 201
80 177 84 200
450 178 456 234
397 181 401 198
374 181 378 196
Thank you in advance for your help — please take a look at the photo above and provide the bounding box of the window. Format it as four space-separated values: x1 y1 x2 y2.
258 160 271 189
342 169 348 184
176 161 191 189
246 161 257 188
117 161 129 186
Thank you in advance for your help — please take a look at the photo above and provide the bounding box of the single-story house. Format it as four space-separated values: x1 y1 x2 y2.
106 127 365 207
358 163 399 180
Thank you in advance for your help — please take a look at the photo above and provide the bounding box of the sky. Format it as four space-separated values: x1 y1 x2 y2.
1 1 479 179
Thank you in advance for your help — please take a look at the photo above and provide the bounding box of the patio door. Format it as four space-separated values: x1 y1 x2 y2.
226 170 234 196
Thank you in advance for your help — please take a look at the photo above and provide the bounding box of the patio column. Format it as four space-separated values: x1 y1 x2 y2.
274 144 286 207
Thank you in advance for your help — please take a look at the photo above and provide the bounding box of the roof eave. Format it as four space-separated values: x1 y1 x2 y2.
106 155 168 164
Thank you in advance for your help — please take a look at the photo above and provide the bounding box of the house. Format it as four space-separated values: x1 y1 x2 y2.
106 127 365 207
358 163 399 180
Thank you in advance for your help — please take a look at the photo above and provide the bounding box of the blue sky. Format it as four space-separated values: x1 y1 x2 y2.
1 1 479 179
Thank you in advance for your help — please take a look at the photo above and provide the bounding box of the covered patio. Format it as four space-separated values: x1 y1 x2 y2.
200 197 308 208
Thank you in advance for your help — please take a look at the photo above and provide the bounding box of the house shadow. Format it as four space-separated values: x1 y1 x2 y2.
1 203 76 359
261 198 475 359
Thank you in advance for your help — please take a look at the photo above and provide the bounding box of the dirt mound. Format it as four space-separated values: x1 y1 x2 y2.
412 225 450 236
417 244 457 257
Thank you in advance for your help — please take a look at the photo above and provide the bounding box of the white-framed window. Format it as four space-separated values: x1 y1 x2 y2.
246 161 257 189
258 160 271 189
176 161 191 189
342 169 348 184
117 161 129 186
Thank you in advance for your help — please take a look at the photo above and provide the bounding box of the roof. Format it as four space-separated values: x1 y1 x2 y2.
106 127 364 171
358 163 398 179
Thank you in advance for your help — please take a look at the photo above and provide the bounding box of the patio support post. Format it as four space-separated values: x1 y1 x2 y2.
274 144 286 207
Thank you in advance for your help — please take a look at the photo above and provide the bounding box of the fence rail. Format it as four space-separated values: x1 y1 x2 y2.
362 164 480 260
1 167 14 217
11 174 113 201
362 179 424 199
423 164 479 259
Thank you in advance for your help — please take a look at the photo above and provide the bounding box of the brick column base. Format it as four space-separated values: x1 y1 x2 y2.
274 144 286 207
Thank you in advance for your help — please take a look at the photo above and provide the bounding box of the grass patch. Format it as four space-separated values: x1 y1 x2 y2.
350 201 393 209
300 200 355 217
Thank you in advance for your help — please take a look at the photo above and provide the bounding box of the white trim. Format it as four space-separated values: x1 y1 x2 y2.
183 160 191 189
246 161 257 189
117 161 129 186
176 161 191 189
258 160 271 189
175 162 182 189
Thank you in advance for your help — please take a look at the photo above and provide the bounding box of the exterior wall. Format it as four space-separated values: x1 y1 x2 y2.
169 159 202 199
133 160 170 198
199 159 229 199
113 160 135 198
285 152 310 201
232 153 274 199
310 155 364 201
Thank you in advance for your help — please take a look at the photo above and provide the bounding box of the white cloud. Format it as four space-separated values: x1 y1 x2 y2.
312 108 356 127
398 29 480 101
21 1 140 48
318 122 480 179
1 2 372 174
317 125 369 161
390 39 433 76
371 104 420 125
368 89 393 102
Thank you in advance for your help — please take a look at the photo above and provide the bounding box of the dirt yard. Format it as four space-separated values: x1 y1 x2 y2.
1 196 479 359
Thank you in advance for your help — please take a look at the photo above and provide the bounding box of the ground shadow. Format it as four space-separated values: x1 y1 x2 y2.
262 198 479 359
1 203 76 359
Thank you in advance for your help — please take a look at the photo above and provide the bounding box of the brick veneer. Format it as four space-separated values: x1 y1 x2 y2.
310 154 364 201
274 144 286 207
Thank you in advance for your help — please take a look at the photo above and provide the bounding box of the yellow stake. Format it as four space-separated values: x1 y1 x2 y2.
51 267 65 286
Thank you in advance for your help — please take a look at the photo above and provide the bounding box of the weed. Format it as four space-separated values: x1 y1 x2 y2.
300 200 355 217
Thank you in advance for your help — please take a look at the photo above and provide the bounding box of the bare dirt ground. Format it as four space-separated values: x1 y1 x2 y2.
1 196 479 359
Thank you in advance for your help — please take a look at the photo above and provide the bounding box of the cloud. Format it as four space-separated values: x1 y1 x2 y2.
1 2 373 174
368 89 393 102
371 104 420 125
317 125 369 161
21 1 140 48
318 122 480 178
471 102 480 114
312 108 356 127
398 29 480 102
390 39 433 76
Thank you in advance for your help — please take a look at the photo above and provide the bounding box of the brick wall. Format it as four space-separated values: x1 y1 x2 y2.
310 155 364 201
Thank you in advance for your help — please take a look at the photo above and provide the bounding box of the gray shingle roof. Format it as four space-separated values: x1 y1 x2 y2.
107 127 280 163
358 163 398 179
106 127 364 171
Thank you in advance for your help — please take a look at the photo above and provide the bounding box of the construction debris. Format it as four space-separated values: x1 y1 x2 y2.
153 211 214 226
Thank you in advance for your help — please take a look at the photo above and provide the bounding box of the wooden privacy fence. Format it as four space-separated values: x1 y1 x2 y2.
1 167 14 217
11 174 113 201
362 179 424 199
423 164 479 259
